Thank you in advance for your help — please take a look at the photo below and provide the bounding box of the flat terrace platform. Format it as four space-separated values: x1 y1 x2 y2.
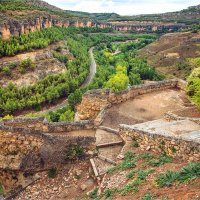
102 88 189 129
121 119 200 143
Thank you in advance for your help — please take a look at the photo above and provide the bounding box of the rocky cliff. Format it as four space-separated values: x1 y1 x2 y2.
0 15 95 40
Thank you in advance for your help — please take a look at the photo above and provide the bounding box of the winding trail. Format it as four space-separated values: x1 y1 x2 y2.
82 47 96 87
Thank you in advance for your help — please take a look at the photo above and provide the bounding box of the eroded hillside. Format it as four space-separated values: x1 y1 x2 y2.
138 31 200 79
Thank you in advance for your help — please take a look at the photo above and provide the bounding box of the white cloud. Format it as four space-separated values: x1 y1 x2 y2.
45 0 200 15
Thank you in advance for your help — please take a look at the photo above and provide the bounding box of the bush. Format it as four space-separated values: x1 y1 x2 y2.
141 192 152 200
105 72 129 92
129 73 141 85
148 155 172 167
19 58 35 74
0 183 3 194
2 66 11 76
155 162 200 188
187 67 200 108
48 168 57 178
65 144 84 161
68 89 83 110
89 188 99 199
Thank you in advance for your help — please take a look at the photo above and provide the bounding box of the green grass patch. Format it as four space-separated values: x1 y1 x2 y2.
155 162 200 188
0 183 3 195
103 188 118 199
107 152 136 174
89 188 99 199
138 169 155 180
148 155 173 167
127 169 138 179
141 192 152 200
137 153 154 161
121 169 154 195
121 178 142 195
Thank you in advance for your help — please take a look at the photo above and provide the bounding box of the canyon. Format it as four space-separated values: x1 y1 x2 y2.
0 16 187 41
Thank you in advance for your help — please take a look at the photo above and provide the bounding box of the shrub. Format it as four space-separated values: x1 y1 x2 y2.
155 162 200 188
48 168 57 178
107 152 136 173
65 144 84 161
3 114 13 119
127 169 138 179
68 89 83 110
2 66 11 76
0 183 3 194
19 58 35 74
105 72 129 92
187 67 200 108
103 188 118 198
148 155 172 167
141 192 152 200
121 178 142 194
89 188 99 199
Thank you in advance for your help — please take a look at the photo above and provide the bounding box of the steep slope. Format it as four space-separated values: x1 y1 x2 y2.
138 31 200 79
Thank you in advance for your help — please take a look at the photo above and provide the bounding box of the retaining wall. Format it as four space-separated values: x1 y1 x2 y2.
2 117 95 132
77 79 186 121
119 125 200 162
0 119 96 195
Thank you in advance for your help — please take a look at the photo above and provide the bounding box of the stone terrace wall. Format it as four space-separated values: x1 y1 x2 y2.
2 117 95 132
0 120 95 194
119 125 200 162
165 108 200 125
77 79 184 121
0 124 95 171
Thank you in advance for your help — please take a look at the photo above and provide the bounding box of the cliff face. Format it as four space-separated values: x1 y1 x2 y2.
0 15 187 41
0 16 96 40
110 21 187 32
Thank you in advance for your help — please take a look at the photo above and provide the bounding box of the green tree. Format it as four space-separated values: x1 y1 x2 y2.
187 67 200 107
105 73 129 92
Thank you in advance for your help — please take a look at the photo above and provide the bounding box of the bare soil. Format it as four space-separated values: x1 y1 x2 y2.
138 32 200 79
15 161 98 200
103 88 187 129
103 147 200 200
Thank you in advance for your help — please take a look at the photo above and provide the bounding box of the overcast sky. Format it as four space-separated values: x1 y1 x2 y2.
45 0 200 15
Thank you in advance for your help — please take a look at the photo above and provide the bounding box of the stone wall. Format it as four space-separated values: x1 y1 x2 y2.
119 125 200 161
2 117 95 132
76 79 183 121
165 109 200 125
0 119 96 195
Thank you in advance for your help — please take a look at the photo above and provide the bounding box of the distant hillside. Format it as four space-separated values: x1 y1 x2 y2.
66 10 120 21
138 31 200 79
109 4 200 25
0 0 81 22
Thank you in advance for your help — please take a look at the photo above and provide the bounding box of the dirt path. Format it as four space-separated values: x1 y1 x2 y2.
82 47 97 87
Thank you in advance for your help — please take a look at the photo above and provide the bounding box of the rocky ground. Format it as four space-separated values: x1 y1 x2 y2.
15 161 98 200
14 149 200 200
